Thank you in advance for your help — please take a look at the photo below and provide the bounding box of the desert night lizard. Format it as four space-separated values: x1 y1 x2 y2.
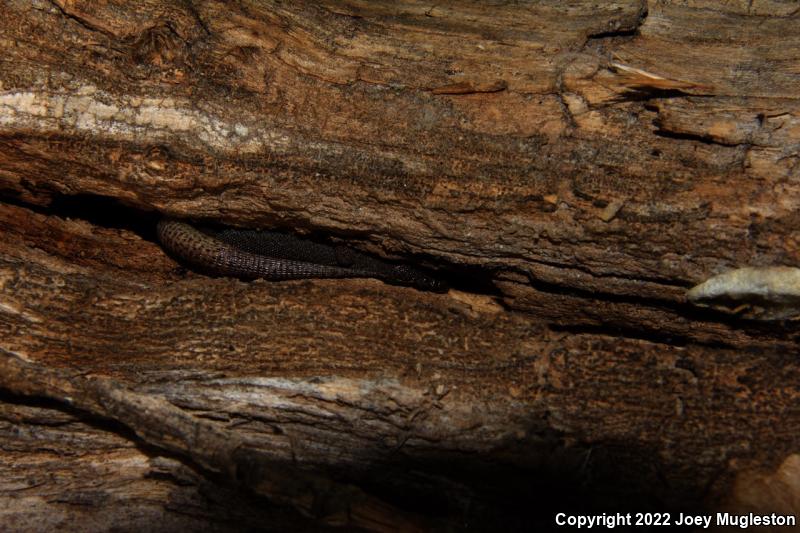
157 219 447 291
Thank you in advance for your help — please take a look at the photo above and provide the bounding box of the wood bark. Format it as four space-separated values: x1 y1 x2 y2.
1 0 799 530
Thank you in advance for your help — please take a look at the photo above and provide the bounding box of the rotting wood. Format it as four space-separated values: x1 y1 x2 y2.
1 0 800 530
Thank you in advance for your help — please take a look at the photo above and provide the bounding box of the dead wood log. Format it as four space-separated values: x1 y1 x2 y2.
1 1 800 530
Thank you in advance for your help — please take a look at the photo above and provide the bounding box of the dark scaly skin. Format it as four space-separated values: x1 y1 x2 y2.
157 219 447 291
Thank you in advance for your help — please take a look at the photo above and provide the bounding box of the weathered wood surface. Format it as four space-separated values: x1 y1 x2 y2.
1 0 800 530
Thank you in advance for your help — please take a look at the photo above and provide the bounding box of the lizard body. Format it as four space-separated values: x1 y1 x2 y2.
157 219 446 291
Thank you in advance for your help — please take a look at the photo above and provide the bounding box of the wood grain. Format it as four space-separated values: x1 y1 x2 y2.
1 1 799 530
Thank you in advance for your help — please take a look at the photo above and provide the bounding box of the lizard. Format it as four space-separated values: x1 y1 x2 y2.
157 219 447 292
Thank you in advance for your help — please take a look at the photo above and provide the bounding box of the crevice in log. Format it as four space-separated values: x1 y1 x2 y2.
586 28 640 40
548 322 694 349
506 274 800 349
9 188 795 350
521 256 693 289
518 272 687 317
651 127 750 148
0 192 503 296
616 88 712 103
48 194 162 241
546 322 789 353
